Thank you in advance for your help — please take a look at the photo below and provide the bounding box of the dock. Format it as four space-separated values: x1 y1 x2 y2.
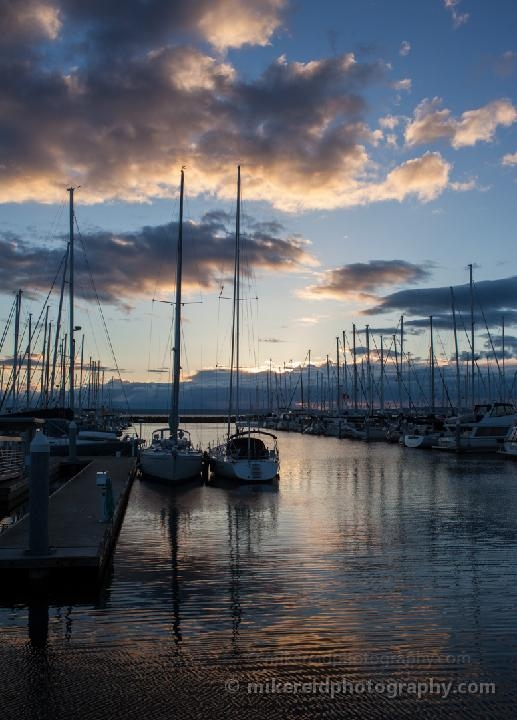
0 456 137 591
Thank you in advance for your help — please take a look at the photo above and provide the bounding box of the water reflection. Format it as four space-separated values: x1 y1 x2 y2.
0 426 516 716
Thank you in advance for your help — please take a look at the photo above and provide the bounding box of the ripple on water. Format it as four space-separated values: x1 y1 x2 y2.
1 426 516 718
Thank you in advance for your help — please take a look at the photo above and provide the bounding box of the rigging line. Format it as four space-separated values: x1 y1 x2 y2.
473 282 502 378
456 303 492 384
74 218 130 412
0 296 17 354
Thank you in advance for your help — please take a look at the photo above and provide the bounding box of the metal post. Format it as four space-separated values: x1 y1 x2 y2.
28 431 50 556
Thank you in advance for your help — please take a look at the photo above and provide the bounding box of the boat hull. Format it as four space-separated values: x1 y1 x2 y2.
404 433 440 449
139 449 203 484
211 456 279 483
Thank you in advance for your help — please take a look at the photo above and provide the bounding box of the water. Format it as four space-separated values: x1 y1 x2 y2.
1 424 517 718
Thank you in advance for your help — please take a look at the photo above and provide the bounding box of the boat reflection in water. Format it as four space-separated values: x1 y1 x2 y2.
0 427 515 718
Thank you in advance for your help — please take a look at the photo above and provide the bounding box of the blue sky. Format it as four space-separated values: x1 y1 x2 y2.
1 0 516 407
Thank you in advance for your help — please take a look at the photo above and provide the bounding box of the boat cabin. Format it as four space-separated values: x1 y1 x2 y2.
228 435 269 459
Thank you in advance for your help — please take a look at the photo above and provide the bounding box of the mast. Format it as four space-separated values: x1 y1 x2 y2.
26 313 32 407
430 315 435 414
352 324 357 410
336 336 340 414
12 289 22 411
40 307 49 406
50 244 69 405
342 330 348 406
170 168 185 438
380 335 384 412
400 315 404 411
307 349 311 411
45 322 52 407
326 354 330 413
451 287 461 412
228 165 241 437
68 187 75 418
79 334 85 410
469 263 475 407
502 315 505 400
365 324 372 414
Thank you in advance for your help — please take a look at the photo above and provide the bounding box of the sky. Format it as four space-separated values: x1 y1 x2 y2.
1 0 517 410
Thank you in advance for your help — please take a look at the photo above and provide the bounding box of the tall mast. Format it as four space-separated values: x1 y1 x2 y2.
352 324 357 410
79 333 85 410
170 168 185 437
51 241 69 405
326 354 330 412
336 336 340 414
68 187 75 418
430 315 435 414
228 165 241 437
12 289 22 410
26 313 32 407
380 336 384 412
365 324 371 414
400 315 404 411
469 263 475 407
502 315 505 400
45 322 52 407
40 307 49 406
342 330 348 406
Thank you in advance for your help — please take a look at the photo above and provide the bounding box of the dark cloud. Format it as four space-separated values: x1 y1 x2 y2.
364 276 517 329
0 0 288 56
0 0 391 211
304 260 430 300
479 332 517 360
0 214 316 309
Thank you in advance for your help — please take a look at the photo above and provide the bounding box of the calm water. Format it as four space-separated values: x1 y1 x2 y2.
1 423 517 718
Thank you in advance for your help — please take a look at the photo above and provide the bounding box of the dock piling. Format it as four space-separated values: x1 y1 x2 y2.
28 431 50 556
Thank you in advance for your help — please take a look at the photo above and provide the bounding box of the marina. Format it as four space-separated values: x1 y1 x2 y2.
0 422 516 717
1 1 517 717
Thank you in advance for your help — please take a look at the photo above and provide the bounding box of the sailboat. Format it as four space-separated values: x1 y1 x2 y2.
139 169 203 484
209 166 279 483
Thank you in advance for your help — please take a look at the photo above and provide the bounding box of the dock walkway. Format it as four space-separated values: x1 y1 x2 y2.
0 456 136 586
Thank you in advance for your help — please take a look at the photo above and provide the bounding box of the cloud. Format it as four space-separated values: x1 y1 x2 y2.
364 276 517 329
502 152 517 166
405 97 517 148
376 152 451 202
0 0 62 48
0 213 317 309
0 3 458 214
443 0 470 28
301 260 431 301
392 78 411 92
42 0 287 54
399 41 411 57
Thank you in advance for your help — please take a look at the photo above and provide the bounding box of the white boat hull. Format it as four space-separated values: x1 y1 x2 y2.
140 448 203 484
435 436 506 452
404 433 440 449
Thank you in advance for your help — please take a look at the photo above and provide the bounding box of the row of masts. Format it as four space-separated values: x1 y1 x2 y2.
0 290 107 413
0 188 109 417
257 335 514 417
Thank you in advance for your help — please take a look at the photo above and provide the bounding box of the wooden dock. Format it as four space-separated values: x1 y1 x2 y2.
0 456 137 590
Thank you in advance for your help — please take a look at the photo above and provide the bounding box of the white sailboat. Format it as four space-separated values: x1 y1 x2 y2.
139 169 203 484
209 166 279 483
